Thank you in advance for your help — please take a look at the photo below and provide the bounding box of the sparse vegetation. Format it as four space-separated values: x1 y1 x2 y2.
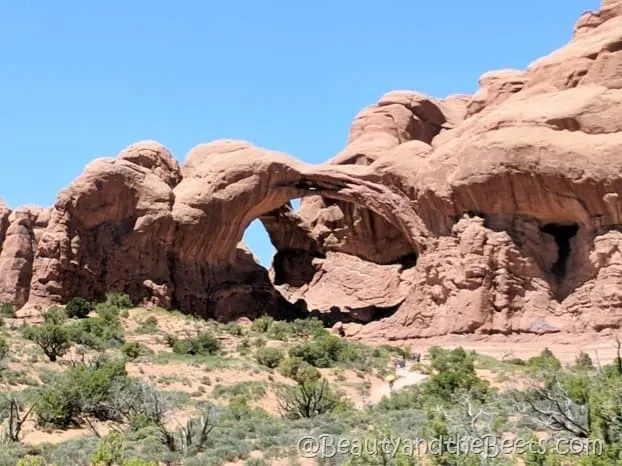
0 300 617 466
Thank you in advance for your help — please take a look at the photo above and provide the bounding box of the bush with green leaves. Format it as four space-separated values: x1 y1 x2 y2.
288 333 366 368
526 347 562 374
225 322 243 336
0 302 15 318
136 315 159 334
290 318 326 337
121 342 145 360
91 431 157 466
15 456 47 466
35 357 129 428
65 304 125 349
172 332 221 356
43 305 67 325
255 347 283 368
575 351 594 369
278 356 320 384
423 346 492 402
65 297 94 319
0 336 9 363
23 323 72 362
250 316 274 333
105 292 134 309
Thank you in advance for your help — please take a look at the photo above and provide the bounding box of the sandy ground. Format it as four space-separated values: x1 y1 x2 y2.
369 365 428 404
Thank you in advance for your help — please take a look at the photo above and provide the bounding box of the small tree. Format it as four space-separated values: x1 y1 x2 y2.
277 379 342 419
24 324 71 362
65 297 94 319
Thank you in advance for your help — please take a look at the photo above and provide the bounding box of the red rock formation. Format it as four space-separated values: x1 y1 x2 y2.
1 0 621 338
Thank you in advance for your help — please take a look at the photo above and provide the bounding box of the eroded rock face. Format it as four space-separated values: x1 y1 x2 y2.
2 0 622 337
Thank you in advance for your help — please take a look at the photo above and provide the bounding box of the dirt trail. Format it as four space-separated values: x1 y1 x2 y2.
368 365 428 405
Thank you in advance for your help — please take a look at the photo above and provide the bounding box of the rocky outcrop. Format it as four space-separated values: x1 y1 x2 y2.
2 0 622 338
0 206 47 307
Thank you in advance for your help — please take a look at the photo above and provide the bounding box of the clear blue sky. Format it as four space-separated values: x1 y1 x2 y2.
0 1 599 266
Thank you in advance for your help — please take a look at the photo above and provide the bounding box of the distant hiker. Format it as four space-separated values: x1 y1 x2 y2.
338 326 345 337
389 380 394 390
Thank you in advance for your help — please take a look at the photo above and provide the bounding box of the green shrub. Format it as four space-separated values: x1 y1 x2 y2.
16 456 46 466
267 321 292 341
288 333 354 368
575 351 594 369
213 381 267 402
43 305 67 325
278 356 320 384
23 323 72 362
424 346 491 402
255 347 283 368
90 431 124 466
172 332 221 356
121 342 144 360
36 384 82 428
225 322 243 336
95 303 121 321
0 302 15 318
35 358 129 428
290 318 326 337
136 315 159 334
66 313 125 350
163 333 177 347
105 292 133 309
251 316 274 333
527 347 562 374
122 459 158 466
252 337 266 347
0 336 9 362
65 297 94 319
236 338 251 354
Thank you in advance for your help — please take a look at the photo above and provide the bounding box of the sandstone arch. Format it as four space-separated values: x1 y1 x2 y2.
25 140 429 321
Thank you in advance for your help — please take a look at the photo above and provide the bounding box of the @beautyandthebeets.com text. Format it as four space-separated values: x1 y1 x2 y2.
297 434 603 459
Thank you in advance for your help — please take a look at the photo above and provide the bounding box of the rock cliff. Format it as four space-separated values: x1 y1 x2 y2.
2 0 621 339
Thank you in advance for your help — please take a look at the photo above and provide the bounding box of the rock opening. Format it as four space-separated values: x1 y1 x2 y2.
540 223 579 279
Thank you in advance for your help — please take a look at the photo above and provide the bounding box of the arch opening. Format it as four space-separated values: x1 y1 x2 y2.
242 219 275 268
539 223 579 280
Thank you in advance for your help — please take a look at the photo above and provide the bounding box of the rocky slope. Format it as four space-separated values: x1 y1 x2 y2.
1 0 622 339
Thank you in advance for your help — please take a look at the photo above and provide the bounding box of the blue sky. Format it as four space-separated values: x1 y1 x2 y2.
0 1 599 266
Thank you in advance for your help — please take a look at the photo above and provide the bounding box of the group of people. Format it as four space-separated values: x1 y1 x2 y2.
392 351 422 370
